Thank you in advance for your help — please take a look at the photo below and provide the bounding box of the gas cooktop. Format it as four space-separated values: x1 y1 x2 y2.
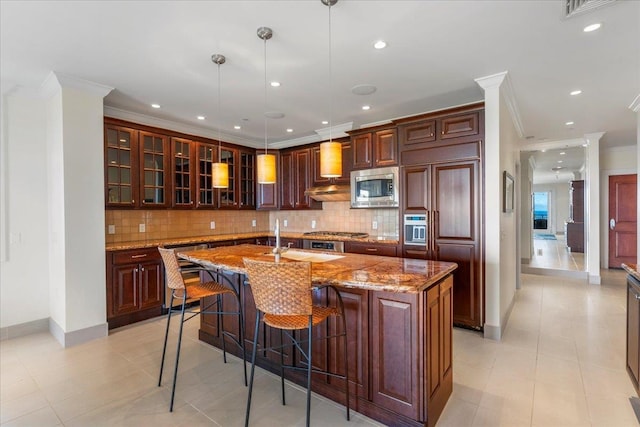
302 231 369 239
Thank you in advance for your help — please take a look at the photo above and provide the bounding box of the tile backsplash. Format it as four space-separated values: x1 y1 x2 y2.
105 202 399 243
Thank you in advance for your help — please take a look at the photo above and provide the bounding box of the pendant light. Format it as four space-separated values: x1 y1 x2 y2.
319 0 342 178
256 26 276 184
210 53 229 188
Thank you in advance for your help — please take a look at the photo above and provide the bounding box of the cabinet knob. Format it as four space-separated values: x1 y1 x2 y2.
366 248 377 252
441 131 444 135
430 133 434 137
134 268 138 273
190 201 194 204
140 267 145 272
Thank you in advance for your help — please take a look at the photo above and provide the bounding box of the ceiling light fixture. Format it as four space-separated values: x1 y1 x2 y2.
197 115 205 120
286 128 293 133
560 151 566 155
319 0 342 178
256 26 276 184
322 120 329 125
570 90 582 96
373 40 387 49
270 81 281 87
234 125 241 130
210 54 229 189
565 121 574 125
583 23 601 32
151 103 161 109
362 105 370 110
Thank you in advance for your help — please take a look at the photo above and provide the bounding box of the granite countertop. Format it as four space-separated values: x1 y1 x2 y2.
623 263 640 281
106 232 400 251
179 244 456 293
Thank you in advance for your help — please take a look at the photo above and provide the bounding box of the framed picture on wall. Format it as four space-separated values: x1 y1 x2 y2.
503 171 514 213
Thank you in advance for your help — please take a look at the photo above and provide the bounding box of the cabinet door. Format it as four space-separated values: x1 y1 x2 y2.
432 160 482 329
403 166 429 211
257 183 278 210
280 151 295 210
171 137 195 208
440 112 479 139
628 280 640 388
373 129 397 168
139 131 170 207
105 125 138 207
112 264 139 316
352 133 372 170
294 149 320 209
239 150 255 209
139 260 163 309
399 120 436 149
197 143 217 208
371 291 419 419
218 147 237 208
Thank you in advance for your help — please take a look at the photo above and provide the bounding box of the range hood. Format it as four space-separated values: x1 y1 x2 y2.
304 184 350 202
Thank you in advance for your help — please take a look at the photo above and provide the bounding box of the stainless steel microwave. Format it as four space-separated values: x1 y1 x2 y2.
350 166 399 208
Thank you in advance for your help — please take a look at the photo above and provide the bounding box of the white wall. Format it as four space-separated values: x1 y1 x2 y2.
0 93 51 328
519 153 533 263
532 182 571 235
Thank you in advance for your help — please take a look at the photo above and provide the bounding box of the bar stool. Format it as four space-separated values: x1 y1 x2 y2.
242 258 350 427
157 247 247 411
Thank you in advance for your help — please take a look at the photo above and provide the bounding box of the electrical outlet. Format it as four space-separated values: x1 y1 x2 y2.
108 224 116 234
283 219 288 227
138 223 145 233
210 221 216 230
372 221 378 230
311 220 317 229
252 219 257 227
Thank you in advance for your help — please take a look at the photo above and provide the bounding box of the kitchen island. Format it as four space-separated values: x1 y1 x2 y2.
180 244 457 427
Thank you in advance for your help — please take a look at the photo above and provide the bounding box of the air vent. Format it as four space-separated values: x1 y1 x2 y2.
565 0 617 18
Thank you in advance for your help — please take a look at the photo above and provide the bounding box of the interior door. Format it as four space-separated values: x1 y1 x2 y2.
608 174 637 268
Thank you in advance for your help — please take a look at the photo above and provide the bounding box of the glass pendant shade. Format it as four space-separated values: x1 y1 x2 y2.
320 141 342 177
257 153 276 184
211 161 229 188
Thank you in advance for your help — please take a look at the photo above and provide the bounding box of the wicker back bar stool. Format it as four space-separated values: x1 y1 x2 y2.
242 258 350 427
157 247 247 411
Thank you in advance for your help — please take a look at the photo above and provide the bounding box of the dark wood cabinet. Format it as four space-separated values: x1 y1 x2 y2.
171 137 196 208
139 131 170 207
567 180 584 252
217 146 256 210
256 150 279 210
402 158 483 329
312 140 352 186
349 127 398 170
106 248 164 329
345 241 398 257
279 147 322 210
627 275 640 396
440 112 479 140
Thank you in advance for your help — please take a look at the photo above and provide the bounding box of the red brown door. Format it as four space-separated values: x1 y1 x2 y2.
609 174 637 268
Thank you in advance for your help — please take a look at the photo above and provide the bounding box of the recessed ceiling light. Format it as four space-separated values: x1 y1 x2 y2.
151 103 161 109
286 128 293 133
321 120 329 125
362 105 371 111
234 125 241 130
558 160 563 163
373 40 387 49
565 121 574 125
582 143 588 147
270 81 281 87
560 151 566 155
541 149 547 153
197 115 205 120
570 90 582 96
583 23 601 32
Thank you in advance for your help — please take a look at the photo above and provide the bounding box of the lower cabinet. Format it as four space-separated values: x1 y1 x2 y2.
345 241 398 257
627 275 640 395
106 248 164 329
199 274 453 427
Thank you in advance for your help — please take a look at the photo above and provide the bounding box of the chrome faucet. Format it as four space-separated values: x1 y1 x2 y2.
272 218 288 261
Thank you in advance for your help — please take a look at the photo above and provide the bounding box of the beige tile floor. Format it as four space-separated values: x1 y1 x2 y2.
530 233 585 271
1 270 638 426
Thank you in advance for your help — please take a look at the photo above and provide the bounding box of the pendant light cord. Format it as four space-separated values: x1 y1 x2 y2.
328 2 333 144
263 37 268 155
217 62 222 160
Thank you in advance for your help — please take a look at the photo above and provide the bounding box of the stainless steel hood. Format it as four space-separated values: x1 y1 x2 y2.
304 184 350 202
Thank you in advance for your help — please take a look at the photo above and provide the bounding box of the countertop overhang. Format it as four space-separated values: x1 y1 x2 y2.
623 263 640 281
179 244 456 293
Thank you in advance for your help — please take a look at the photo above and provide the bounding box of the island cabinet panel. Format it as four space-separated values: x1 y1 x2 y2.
627 275 640 394
107 248 164 329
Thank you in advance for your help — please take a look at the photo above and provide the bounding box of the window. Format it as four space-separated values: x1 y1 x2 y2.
533 192 549 230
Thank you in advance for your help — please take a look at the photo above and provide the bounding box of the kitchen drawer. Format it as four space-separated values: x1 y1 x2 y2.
345 242 398 257
111 248 161 265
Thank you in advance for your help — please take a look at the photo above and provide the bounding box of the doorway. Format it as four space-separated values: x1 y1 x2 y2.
608 174 637 268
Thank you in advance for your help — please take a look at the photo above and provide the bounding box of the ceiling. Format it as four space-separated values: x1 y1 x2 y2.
528 146 586 184
1 0 638 155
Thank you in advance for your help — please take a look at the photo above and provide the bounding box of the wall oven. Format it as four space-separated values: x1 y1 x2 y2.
350 166 399 208
404 214 427 245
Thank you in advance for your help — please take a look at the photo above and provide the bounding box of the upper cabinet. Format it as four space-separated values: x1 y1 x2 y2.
105 118 255 210
311 140 352 186
349 126 398 170
105 124 169 208
279 146 322 210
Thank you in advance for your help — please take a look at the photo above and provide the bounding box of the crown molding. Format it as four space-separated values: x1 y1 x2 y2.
474 71 507 90
630 93 640 113
475 71 525 138
103 106 262 148
40 72 113 99
314 122 353 140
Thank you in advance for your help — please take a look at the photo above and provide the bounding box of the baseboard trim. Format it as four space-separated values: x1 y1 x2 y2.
0 318 49 341
483 323 502 341
49 319 108 348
